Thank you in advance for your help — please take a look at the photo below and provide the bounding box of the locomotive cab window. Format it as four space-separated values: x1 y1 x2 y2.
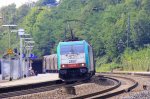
60 45 84 55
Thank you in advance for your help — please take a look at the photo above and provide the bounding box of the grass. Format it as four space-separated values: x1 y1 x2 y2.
96 47 150 72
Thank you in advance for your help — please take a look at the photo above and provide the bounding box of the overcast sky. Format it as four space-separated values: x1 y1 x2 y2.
0 0 38 8
0 0 60 8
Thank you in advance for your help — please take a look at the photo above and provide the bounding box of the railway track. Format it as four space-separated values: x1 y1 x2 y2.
71 74 138 99
0 80 84 99
102 72 150 99
0 81 63 98
0 74 139 99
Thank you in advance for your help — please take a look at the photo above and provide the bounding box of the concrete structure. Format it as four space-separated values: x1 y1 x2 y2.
0 73 59 88
1 54 21 80
18 29 35 78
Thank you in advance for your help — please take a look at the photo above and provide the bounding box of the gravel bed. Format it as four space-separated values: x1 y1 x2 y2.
122 90 150 99
8 76 115 99
109 74 150 99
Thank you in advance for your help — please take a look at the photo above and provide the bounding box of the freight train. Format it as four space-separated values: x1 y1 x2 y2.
57 40 95 81
43 54 58 73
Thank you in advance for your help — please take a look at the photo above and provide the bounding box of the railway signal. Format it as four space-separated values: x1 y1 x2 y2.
7 48 13 54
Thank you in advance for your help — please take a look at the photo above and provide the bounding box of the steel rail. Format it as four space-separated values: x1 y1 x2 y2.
71 76 121 99
0 84 65 98
0 81 64 98
0 80 85 98
87 75 138 99
0 80 62 93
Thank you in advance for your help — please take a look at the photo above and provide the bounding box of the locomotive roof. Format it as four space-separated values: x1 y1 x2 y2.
58 40 89 46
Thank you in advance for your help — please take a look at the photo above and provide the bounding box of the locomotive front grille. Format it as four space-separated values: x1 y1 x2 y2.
59 67 88 80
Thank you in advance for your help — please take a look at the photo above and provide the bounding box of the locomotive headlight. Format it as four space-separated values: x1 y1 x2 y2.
81 63 85 66
62 65 65 68
80 63 85 67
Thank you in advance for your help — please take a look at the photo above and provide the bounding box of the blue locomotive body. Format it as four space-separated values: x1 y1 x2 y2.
57 40 95 81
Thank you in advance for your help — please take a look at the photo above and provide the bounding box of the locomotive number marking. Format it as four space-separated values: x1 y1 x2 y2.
69 60 76 63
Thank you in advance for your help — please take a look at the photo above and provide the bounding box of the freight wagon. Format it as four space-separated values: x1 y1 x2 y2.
43 54 58 73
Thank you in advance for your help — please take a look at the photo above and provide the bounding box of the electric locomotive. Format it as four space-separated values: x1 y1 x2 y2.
57 40 95 81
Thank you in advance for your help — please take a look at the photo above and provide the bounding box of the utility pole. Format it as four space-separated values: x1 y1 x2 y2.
127 13 130 48
18 29 25 78
2 25 17 81
25 40 34 76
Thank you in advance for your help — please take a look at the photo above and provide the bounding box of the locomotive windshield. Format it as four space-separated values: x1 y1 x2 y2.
60 45 84 55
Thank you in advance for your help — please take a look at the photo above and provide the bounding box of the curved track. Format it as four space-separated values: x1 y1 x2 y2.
0 74 138 99
72 74 138 99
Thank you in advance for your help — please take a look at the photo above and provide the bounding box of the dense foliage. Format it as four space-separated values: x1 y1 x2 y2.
0 0 150 71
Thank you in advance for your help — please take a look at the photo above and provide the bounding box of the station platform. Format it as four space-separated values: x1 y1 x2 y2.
0 73 59 88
